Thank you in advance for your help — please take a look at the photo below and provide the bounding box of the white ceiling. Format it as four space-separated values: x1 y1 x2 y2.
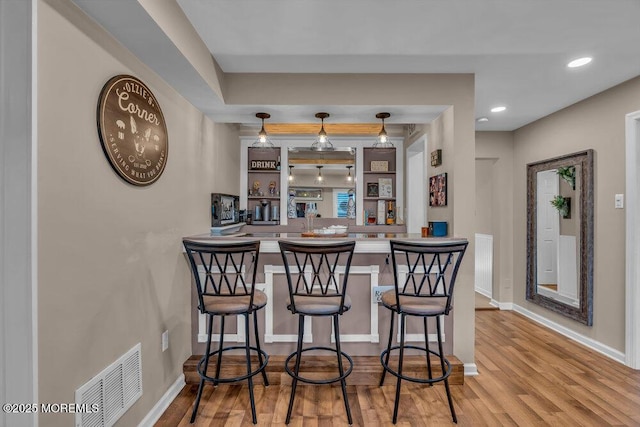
73 0 640 130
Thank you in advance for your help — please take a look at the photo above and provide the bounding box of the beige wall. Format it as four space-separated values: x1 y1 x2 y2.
513 76 640 352
429 108 455 224
476 132 515 303
475 159 495 235
37 2 238 426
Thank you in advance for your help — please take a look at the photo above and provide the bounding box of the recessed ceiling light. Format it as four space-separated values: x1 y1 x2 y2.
567 57 592 68
490 106 506 113
476 117 489 122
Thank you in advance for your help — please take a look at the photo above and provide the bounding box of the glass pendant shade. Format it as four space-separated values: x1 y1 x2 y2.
311 112 334 151
252 112 275 149
345 165 353 184
288 165 294 182
314 165 324 184
372 112 394 149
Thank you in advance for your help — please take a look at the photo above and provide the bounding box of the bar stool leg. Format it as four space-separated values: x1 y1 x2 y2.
392 314 406 424
191 313 214 423
214 316 226 383
286 314 305 424
253 310 269 386
333 314 353 425
424 317 433 385
437 316 457 423
244 313 258 424
379 310 395 386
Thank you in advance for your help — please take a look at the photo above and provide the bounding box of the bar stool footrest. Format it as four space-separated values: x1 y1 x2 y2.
285 346 353 385
380 344 451 384
197 345 269 384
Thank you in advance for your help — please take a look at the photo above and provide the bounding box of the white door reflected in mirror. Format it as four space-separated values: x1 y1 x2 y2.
536 167 580 308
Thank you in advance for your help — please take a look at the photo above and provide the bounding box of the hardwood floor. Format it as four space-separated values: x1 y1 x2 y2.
155 310 640 426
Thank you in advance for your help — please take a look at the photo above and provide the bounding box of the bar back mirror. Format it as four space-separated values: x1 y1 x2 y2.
526 149 594 325
287 147 355 218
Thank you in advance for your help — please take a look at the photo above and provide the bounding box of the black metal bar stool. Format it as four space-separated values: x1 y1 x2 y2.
183 239 269 424
278 240 356 425
379 239 468 424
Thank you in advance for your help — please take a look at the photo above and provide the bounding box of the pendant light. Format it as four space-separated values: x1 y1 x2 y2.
345 165 353 184
252 112 275 149
311 112 334 151
314 165 324 184
288 165 295 182
372 112 394 149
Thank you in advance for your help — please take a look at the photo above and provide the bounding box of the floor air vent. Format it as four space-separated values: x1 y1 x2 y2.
75 343 142 427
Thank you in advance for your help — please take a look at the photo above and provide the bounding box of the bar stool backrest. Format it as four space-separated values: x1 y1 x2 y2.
390 240 468 315
183 239 261 314
278 240 356 314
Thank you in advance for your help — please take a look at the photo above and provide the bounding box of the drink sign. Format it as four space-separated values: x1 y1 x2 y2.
249 160 277 170
97 75 168 186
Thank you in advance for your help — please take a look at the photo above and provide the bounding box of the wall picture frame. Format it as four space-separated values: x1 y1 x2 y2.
370 160 389 172
430 149 442 167
429 172 447 206
367 182 379 197
378 178 393 198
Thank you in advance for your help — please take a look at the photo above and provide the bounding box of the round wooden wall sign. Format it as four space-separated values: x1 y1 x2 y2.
97 75 168 186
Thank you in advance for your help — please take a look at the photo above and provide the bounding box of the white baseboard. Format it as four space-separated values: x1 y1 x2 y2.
489 300 510 309
475 288 492 299
491 300 513 310
138 374 186 427
464 363 478 376
511 304 626 365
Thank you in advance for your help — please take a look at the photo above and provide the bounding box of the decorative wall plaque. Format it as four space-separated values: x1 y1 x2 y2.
249 159 277 170
97 75 168 186
370 160 389 172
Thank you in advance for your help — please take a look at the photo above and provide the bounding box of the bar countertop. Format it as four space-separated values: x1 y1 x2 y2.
183 231 467 253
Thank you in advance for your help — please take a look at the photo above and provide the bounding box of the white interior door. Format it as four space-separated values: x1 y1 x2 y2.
537 170 559 285
406 137 426 233
625 109 640 369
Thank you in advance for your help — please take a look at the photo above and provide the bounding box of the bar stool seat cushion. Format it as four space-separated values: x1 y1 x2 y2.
287 294 352 315
380 290 448 316
203 289 267 315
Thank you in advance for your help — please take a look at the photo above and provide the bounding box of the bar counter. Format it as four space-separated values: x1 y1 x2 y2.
184 231 465 253
184 231 467 358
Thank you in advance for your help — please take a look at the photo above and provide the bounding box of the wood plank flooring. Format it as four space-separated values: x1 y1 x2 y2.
181 354 464 387
155 310 640 426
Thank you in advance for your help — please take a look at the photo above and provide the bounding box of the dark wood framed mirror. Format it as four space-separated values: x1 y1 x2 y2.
526 149 594 325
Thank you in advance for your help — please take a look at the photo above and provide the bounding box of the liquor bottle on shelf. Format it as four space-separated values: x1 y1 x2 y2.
276 155 281 171
386 200 395 225
347 189 356 219
287 189 297 218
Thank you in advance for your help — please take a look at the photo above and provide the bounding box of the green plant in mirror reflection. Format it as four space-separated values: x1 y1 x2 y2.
550 195 570 218
556 166 576 190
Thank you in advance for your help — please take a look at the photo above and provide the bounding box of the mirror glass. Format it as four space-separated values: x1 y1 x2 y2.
527 150 594 325
287 147 355 219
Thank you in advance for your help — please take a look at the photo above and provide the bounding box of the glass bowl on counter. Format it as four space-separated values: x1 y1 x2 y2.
312 225 348 235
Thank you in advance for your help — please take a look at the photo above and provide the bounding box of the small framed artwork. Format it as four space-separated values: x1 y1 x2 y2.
429 173 447 207
370 160 389 172
378 178 393 198
367 182 379 197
